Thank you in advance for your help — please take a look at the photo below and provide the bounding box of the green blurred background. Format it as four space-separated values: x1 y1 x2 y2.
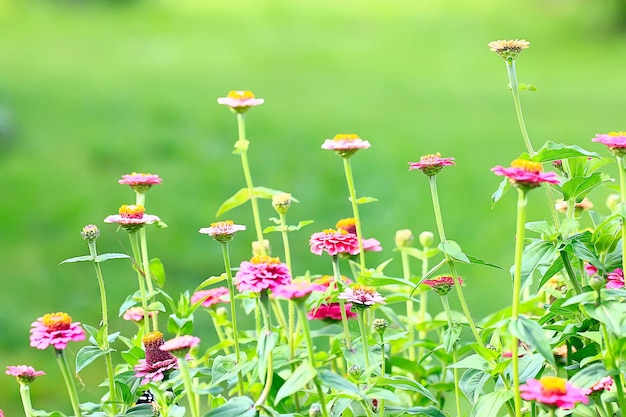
1 0 625 413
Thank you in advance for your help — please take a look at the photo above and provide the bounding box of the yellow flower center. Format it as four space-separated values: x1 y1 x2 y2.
42 312 72 331
119 204 145 219
211 220 234 228
336 217 356 232
608 131 626 137
143 331 164 345
511 159 543 173
251 255 281 265
420 153 443 163
323 228 348 235
353 284 376 295
540 376 567 395
227 90 255 100
332 134 360 142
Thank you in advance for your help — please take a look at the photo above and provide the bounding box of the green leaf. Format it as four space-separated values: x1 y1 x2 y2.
516 353 545 383
517 239 557 289
384 406 445 417
252 186 298 202
167 313 194 335
376 376 438 404
508 316 555 367
570 362 610 389
257 331 278 380
318 370 366 400
492 177 512 206
530 141 601 163
459 369 491 405
470 389 514 417
467 254 502 269
438 240 469 263
123 404 158 417
204 396 256 417
94 253 131 262
447 354 490 371
348 196 378 204
149 258 166 288
195 274 226 292
76 346 111 374
59 255 94 264
560 172 613 201
583 302 626 336
442 325 461 353
215 188 250 217
274 361 317 404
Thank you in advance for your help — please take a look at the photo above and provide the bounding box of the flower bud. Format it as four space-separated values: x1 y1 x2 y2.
272 193 292 215
590 275 605 291
348 364 361 378
308 403 322 417
394 229 414 248
252 239 271 257
215 307 228 320
81 224 100 242
419 231 434 248
373 318 388 336
606 194 620 212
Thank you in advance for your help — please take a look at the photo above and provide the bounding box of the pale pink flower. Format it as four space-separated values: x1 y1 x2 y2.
488 39 530 60
307 302 357 321
606 268 624 289
492 159 560 190
104 204 160 231
592 132 626 155
423 276 463 296
408 153 455 176
191 287 230 308
119 172 162 193
134 331 178 384
362 238 383 252
235 255 292 293
310 229 360 256
338 285 386 308
6 365 45 384
30 312 86 350
123 307 157 322
160 335 201 358
584 376 614 396
199 220 246 243
520 376 588 410
272 281 326 300
321 134 371 158
217 90 264 112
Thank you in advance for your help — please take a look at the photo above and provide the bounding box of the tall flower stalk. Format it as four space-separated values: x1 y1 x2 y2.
6 365 46 417
56 349 83 417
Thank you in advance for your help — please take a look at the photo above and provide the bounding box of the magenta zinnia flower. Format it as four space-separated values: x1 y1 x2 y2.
134 331 178 384
191 287 230 308
119 172 162 193
338 284 386 308
408 153 455 176
592 132 626 156
160 335 201 358
30 312 86 350
6 365 45 385
606 268 624 289
492 159 560 190
307 302 357 321
423 276 463 296
199 220 246 243
310 229 360 257
272 280 326 301
235 255 292 293
321 134 371 158
520 376 588 410
217 90 264 113
584 263 598 276
584 376 614 396
104 204 161 232
123 307 157 322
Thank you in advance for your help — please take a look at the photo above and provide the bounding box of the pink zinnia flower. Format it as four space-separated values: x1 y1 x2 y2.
408 153 455 176
191 287 230 308
584 376 614 396
123 307 157 322
606 268 624 289
492 159 560 190
104 204 161 232
335 218 383 253
307 302 357 321
235 255 292 293
6 365 45 385
338 284 386 308
321 134 371 158
217 90 264 113
487 39 530 61
310 229 360 257
272 280 326 301
362 238 383 252
119 172 162 193
584 263 598 276
422 276 463 296
30 312 86 350
592 132 626 156
199 220 246 243
160 335 201 358
520 376 588 410
134 331 178 385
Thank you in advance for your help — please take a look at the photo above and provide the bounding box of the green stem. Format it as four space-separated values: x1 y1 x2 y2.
220 242 244 395
19 384 33 417
379 334 386 377
400 250 417 362
440 296 462 417
357 309 371 383
298 302 329 417
256 293 274 408
547 408 556 417
419 247 429 359
342 157 366 274
600 323 626 412
332 255 353 350
511 188 527 417
210 313 231 355
559 250 583 295
55 349 83 417
129 232 150 334
505 60 534 156
279 212 292 272
139 228 158 332
178 358 199 417
618 156 626 272
236 112 265 255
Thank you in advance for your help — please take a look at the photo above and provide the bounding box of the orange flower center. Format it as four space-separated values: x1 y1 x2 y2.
332 134 360 142
227 90 255 100
251 255 281 265
143 331 164 346
511 159 543 173
42 312 72 331
540 376 567 395
119 204 145 219
336 218 357 233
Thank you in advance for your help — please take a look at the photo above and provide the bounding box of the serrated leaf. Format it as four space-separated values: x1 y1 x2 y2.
215 188 250 217
438 240 469 263
508 316 555 367
149 258 166 288
274 361 317 404
59 255 94 264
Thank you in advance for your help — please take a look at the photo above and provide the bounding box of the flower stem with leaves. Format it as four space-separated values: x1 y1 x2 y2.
55 349 83 417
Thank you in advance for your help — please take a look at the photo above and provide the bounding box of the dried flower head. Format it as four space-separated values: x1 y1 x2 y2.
119 173 162 193
321 134 371 158
606 268 624 289
235 255 292 293
488 39 530 61
81 224 100 242
520 376 589 410
408 153 455 176
199 220 246 243
592 132 626 156
217 90 264 113
307 302 357 321
104 204 161 232
6 365 45 385
338 284 386 308
160 335 201 358
422 276 463 296
30 312 86 350
309 229 360 257
134 331 178 384
191 287 230 308
492 159 560 191
271 280 326 301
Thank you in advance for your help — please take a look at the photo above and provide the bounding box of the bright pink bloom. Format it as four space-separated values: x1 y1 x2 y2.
520 377 589 410
123 307 157 322
199 220 246 243
321 134 371 158
134 331 178 384
104 204 160 231
119 172 162 193
272 281 326 300
235 255 292 293
423 276 463 296
6 365 45 384
338 284 386 308
217 90 264 112
592 132 626 155
30 312 86 350
335 218 382 252
408 153 455 176
310 229 360 257
584 264 598 276
191 287 230 308
492 159 560 190
307 302 357 321
584 376 614 396
160 335 201 358
606 268 624 289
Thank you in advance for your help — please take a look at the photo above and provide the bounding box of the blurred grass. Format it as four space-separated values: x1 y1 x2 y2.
1 0 626 413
